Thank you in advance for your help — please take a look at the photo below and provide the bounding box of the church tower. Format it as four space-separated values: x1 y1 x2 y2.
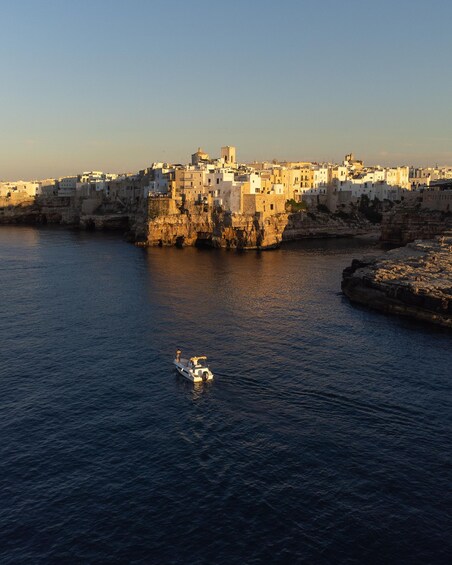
221 146 236 166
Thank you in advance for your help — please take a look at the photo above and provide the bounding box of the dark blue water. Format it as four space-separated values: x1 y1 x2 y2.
0 226 450 565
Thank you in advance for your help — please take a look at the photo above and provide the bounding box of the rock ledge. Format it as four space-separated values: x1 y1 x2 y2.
342 233 452 328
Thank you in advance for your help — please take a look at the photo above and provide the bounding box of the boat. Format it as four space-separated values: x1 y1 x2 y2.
174 350 214 383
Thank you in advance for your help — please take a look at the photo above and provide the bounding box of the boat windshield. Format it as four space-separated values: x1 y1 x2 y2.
193 359 208 368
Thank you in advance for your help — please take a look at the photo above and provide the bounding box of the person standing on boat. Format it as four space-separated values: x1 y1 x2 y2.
175 349 181 362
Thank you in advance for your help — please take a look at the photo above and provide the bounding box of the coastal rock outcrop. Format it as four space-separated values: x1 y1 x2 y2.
211 211 289 249
342 233 452 328
144 198 379 250
381 206 452 245
0 195 146 235
283 210 378 240
146 205 288 249
1 193 379 249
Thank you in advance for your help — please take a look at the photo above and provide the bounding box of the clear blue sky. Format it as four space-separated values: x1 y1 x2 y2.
1 0 451 179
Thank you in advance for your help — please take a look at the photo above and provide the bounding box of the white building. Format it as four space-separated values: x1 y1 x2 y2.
384 166 410 189
153 166 175 194
336 179 405 201
330 166 348 186
429 167 452 182
59 176 78 196
206 169 235 190
236 172 262 194
205 169 237 211
312 167 328 188
211 180 244 212
0 181 40 197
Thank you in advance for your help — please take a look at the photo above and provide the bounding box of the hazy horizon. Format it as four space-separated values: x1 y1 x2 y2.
2 150 452 183
1 0 452 180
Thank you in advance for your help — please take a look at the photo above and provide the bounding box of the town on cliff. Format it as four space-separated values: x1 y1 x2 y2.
1 146 452 250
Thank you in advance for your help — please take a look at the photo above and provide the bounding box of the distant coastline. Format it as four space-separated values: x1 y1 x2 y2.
2 150 451 250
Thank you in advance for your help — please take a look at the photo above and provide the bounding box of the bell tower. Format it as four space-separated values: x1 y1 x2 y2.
221 146 236 166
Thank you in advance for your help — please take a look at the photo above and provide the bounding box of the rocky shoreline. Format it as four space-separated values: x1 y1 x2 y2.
342 233 452 328
144 210 378 250
0 197 378 250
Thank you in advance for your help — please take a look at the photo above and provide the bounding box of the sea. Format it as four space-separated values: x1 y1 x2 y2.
0 226 450 565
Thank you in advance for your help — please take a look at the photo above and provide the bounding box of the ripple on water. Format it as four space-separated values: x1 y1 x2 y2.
0 228 451 565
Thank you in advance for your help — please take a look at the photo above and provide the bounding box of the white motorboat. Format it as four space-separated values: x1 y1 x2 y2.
174 350 214 383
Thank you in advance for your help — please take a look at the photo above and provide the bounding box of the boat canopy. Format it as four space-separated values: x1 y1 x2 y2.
190 356 207 364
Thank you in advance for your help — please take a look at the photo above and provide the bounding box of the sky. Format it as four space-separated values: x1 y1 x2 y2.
1 0 452 180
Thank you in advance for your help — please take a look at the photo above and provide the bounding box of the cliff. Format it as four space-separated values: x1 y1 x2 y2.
0 195 146 235
210 211 289 249
144 198 379 249
283 210 378 240
342 233 452 328
381 206 452 245
0 201 40 224
146 204 288 250
1 194 379 249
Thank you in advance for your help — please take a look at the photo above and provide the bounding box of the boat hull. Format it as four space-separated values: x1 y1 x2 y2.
174 360 213 383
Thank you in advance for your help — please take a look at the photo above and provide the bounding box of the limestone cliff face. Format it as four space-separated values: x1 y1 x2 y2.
0 203 40 224
147 208 213 247
381 207 452 245
1 193 379 248
283 211 377 240
212 211 289 249
0 196 139 232
145 200 380 249
0 197 77 226
147 206 288 249
342 233 452 328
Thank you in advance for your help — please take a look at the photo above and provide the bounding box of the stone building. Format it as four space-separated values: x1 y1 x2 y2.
421 187 452 212
191 147 210 166
242 193 286 217
221 146 236 167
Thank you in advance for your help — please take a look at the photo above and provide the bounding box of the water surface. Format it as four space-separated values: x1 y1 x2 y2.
0 227 450 564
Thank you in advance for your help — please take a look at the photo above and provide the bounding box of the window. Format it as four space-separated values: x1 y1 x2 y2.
270 204 274 210
216 178 219 184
